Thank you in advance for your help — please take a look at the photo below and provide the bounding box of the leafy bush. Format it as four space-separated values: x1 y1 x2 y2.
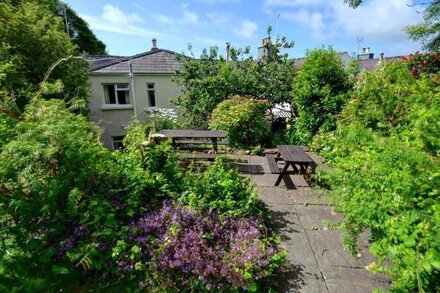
0 100 283 291
312 59 440 291
209 96 269 147
114 200 284 292
180 158 264 218
292 47 351 143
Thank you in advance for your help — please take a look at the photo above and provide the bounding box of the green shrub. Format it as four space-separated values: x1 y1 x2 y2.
180 157 265 218
292 47 351 143
209 96 269 148
0 100 282 291
312 60 440 291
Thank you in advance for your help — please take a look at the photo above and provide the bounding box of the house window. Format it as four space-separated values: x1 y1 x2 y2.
147 83 156 107
103 84 130 105
112 136 125 150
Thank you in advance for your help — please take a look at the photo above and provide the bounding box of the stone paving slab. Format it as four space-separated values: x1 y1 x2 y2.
242 155 389 292
251 174 309 188
258 187 331 205
294 205 342 229
306 229 378 269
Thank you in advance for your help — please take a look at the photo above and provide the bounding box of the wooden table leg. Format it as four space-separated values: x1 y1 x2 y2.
211 138 218 153
275 162 290 186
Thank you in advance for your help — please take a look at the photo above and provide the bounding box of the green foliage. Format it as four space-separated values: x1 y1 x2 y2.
62 2 107 55
292 47 351 144
405 1 440 52
180 158 264 218
312 59 440 291
174 29 295 129
341 60 439 155
0 0 94 114
0 99 281 291
209 96 269 147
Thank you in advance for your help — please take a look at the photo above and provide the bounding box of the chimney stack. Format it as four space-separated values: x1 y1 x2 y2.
226 42 231 62
151 38 158 51
358 47 374 60
258 37 271 60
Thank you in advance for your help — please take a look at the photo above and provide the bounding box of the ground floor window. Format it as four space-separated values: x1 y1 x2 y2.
112 135 125 150
147 83 156 107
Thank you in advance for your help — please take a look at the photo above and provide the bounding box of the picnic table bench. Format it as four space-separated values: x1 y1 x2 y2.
266 145 317 186
158 130 228 153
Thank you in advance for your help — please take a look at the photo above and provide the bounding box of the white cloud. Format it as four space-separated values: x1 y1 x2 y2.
153 13 174 26
281 10 324 38
233 20 258 39
196 0 239 3
331 0 422 41
183 10 200 25
277 0 422 45
206 12 232 25
81 4 164 37
101 4 143 25
265 0 324 7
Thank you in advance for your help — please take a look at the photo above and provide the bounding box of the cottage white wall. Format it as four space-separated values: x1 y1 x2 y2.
88 74 182 149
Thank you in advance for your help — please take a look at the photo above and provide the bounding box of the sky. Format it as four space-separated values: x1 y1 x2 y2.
64 0 427 58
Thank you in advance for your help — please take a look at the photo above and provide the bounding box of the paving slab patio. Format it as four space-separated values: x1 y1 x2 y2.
241 155 390 293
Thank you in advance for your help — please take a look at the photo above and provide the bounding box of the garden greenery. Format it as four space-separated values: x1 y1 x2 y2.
312 59 440 291
291 47 351 144
209 96 269 148
174 28 295 129
0 99 284 291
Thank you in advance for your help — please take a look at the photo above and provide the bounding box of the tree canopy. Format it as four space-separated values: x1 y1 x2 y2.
174 28 296 129
0 0 102 117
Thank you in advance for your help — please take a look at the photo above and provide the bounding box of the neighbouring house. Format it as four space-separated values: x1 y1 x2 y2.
294 51 354 68
87 39 183 150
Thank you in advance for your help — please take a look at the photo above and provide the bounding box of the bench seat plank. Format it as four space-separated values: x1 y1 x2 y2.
180 153 217 161
266 154 280 174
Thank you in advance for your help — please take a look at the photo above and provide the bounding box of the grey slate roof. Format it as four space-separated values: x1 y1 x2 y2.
294 52 353 68
91 49 182 74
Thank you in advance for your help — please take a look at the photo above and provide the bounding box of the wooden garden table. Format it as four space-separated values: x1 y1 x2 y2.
158 130 228 153
273 145 316 186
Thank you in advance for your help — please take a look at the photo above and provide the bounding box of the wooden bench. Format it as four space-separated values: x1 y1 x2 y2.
266 154 280 174
175 140 229 145
180 153 217 161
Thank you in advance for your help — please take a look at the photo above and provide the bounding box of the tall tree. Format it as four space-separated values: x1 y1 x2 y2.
174 28 295 129
58 2 107 55
0 0 90 115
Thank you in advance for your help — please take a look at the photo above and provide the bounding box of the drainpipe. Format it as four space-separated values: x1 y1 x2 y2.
129 60 137 119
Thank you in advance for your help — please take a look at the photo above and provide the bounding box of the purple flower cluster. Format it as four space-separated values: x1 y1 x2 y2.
55 224 90 258
119 200 278 289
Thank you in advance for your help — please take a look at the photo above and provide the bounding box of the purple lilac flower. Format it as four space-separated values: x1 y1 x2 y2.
117 200 279 289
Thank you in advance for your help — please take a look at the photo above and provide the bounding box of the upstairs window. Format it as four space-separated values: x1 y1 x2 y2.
104 84 130 105
147 83 156 107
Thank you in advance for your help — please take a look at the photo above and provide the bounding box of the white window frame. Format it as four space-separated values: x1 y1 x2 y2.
147 83 156 108
103 83 131 105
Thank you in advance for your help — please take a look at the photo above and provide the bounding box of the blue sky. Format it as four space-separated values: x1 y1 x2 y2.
64 0 426 58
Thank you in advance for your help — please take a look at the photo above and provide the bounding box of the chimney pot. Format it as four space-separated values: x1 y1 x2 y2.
151 38 158 50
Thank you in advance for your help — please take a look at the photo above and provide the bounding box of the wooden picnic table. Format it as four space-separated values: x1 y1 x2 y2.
158 130 228 153
268 145 316 186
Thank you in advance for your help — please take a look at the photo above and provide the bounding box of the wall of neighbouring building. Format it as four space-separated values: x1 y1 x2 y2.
88 74 183 149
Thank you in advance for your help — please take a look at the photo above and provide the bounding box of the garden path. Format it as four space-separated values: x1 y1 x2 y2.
236 155 390 293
